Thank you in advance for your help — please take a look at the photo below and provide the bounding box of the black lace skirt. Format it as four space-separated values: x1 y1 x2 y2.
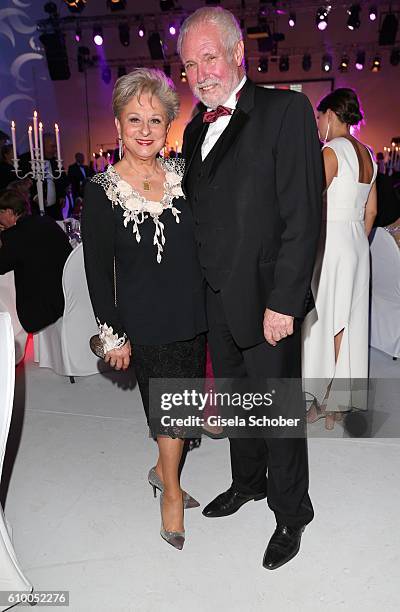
132 333 206 438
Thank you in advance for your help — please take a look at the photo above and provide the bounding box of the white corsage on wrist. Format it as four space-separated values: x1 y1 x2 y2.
97 320 127 353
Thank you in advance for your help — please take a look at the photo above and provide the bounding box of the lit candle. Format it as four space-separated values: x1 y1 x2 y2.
54 123 61 160
33 110 38 152
28 126 34 160
39 122 44 161
11 120 17 159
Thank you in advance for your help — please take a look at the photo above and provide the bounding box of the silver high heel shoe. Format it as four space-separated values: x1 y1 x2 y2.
148 467 200 509
160 492 185 550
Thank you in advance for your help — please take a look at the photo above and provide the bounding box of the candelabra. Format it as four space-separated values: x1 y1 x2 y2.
10 111 63 215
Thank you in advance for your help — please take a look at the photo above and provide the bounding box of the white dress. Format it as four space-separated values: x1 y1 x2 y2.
302 137 377 411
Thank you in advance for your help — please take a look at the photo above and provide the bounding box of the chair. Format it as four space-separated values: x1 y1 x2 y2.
0 273 28 365
33 244 103 379
370 227 400 358
0 312 33 607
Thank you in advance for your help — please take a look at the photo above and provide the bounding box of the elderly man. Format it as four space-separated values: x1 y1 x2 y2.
179 7 322 569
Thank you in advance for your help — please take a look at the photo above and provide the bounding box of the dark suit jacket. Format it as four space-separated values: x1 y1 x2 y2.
0 215 72 332
67 162 93 200
182 79 323 348
0 162 16 189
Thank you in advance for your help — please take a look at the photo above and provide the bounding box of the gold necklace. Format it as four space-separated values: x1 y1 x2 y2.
125 160 160 191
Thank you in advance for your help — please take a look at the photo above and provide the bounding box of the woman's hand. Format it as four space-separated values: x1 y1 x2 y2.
104 340 131 370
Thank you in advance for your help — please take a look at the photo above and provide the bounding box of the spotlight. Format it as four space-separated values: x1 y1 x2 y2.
369 6 377 21
322 53 332 72
180 66 186 82
347 4 361 30
390 48 400 66
279 55 289 72
118 22 130 46
93 26 103 46
302 53 312 71
379 13 398 46
101 65 111 84
316 6 331 31
148 31 165 60
64 0 86 13
75 26 81 42
355 50 365 70
138 24 145 38
371 55 381 72
77 45 90 72
163 63 171 77
117 65 126 78
257 57 269 73
339 55 349 72
169 24 177 36
107 0 126 10
160 0 174 11
288 12 296 28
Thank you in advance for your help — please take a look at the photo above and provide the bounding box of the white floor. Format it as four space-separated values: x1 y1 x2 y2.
2 341 400 612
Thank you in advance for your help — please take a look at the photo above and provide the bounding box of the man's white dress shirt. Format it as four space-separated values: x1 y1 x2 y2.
201 75 247 161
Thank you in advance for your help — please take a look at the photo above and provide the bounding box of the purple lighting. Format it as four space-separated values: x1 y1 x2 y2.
138 25 145 38
288 13 296 28
316 6 330 31
355 51 365 70
369 7 377 21
169 25 176 36
93 26 103 46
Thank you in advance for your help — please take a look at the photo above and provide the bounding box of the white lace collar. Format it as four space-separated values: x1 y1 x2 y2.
92 158 185 263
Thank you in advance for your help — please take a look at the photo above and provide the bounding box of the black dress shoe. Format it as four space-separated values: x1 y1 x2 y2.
202 486 267 518
262 524 306 570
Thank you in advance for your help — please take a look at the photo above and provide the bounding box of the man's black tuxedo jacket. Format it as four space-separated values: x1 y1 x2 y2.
0 215 72 333
182 79 323 348
68 163 93 199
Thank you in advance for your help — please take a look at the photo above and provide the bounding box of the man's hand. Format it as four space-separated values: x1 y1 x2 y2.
104 340 131 370
263 308 294 346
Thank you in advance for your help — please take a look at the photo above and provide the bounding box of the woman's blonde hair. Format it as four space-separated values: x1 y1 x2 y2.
112 67 179 122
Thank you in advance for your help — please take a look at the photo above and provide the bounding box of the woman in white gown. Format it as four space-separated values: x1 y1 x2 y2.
302 88 377 430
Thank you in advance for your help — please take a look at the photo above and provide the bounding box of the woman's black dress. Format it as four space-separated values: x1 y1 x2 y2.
81 160 207 437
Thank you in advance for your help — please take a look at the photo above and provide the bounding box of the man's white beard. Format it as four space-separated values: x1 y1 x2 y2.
194 71 240 109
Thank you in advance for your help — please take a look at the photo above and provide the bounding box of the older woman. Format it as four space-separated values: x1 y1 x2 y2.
81 68 207 550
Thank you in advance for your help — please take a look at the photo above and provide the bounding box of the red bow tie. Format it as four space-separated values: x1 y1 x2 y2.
203 105 233 124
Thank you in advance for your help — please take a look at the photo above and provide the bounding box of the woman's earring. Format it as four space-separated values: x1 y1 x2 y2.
323 122 330 144
119 137 123 160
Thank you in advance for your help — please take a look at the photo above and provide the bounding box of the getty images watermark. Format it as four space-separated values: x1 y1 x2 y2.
148 377 393 439
159 388 302 429
149 378 307 438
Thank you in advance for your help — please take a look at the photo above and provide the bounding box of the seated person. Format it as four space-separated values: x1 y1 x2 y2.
0 189 72 333
0 144 16 189
7 177 33 212
374 171 400 228
375 172 400 248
